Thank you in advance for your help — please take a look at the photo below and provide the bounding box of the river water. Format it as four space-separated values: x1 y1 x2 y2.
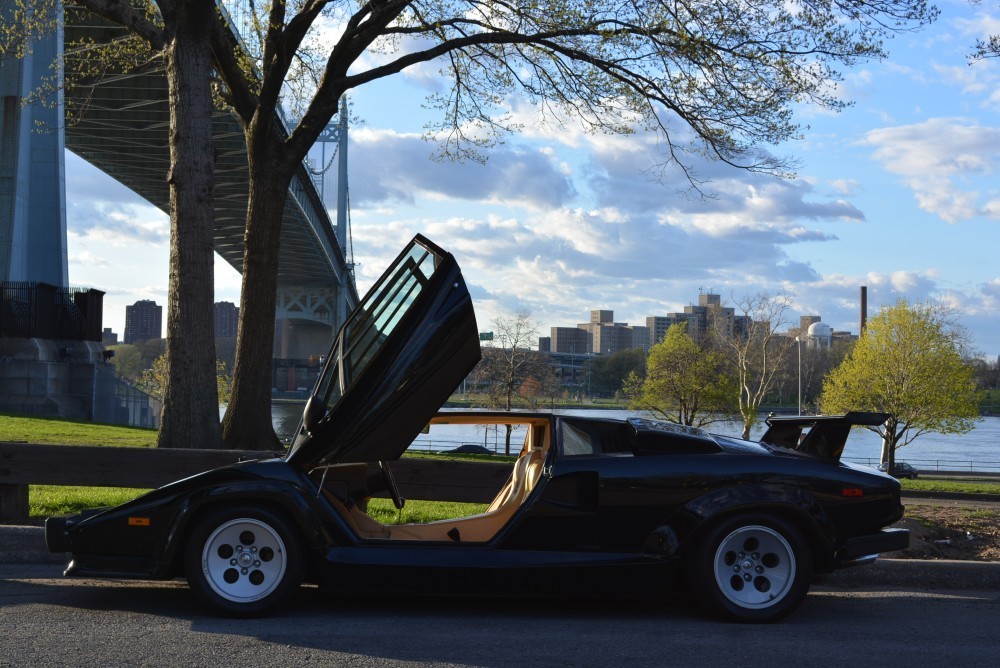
268 402 1000 473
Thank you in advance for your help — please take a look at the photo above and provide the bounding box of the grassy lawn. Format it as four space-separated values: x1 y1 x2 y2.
900 478 1000 495
1 413 156 447
30 485 150 517
31 485 487 524
32 478 998 521
367 498 489 524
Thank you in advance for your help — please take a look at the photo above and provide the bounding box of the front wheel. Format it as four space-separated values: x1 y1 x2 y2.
688 514 812 623
183 506 303 617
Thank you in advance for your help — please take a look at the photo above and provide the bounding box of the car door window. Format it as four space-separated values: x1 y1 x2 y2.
316 243 438 415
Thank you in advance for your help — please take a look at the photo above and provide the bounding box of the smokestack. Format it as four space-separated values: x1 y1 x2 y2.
860 286 868 334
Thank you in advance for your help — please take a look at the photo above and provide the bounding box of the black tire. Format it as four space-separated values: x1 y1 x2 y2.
183 506 303 617
688 513 812 623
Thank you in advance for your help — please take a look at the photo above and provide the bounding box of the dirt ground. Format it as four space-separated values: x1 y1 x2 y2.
893 499 1000 561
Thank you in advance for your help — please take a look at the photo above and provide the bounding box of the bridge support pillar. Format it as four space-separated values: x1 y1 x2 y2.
0 4 68 286
273 284 340 358
273 285 344 394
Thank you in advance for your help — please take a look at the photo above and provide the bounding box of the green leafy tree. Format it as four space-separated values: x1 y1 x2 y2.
140 354 234 404
628 323 737 427
107 344 146 381
107 339 165 381
821 300 979 471
589 348 647 399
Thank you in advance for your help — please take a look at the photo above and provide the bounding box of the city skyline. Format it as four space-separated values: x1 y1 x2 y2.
63 2 1000 358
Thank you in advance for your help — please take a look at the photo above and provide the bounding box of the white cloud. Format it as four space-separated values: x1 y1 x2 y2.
350 128 576 210
861 118 1000 222
954 11 1000 43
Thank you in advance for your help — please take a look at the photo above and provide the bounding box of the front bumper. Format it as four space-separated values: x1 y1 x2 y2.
45 516 71 553
837 527 910 567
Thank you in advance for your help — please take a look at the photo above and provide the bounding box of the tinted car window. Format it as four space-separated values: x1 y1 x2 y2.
316 243 438 415
559 419 631 456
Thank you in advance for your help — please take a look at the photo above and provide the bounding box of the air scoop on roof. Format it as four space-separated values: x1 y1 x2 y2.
627 418 723 456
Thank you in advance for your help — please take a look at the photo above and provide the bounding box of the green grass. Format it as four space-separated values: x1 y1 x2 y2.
30 485 150 517
406 451 517 464
367 498 489 524
1 413 156 447
900 478 1000 495
32 486 486 524
30 478 1000 522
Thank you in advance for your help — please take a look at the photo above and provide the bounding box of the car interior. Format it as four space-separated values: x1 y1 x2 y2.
313 415 551 543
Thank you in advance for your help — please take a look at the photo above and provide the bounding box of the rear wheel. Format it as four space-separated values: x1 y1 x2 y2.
689 514 812 623
183 506 303 617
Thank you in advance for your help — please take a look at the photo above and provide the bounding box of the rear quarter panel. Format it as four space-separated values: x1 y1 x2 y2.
499 450 901 565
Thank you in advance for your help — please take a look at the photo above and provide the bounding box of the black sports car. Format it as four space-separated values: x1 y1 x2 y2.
46 234 908 622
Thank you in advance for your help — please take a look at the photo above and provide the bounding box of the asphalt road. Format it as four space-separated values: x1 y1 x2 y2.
2 562 999 667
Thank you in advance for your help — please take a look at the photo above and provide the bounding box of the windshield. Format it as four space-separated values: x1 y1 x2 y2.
314 243 439 414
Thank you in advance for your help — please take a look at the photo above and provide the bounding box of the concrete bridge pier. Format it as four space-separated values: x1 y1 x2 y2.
272 284 345 393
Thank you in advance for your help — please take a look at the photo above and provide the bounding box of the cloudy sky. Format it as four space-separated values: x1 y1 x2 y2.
67 1 1000 357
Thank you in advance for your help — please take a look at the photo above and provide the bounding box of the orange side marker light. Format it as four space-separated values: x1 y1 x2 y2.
128 517 151 527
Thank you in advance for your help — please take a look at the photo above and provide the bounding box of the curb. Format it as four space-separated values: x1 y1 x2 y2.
3 525 1000 590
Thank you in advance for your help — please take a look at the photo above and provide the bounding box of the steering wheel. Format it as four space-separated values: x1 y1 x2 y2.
379 460 405 510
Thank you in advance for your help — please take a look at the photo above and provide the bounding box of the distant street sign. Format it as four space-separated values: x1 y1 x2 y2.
479 332 493 341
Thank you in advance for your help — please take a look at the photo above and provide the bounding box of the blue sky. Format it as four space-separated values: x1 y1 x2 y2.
66 1 1000 357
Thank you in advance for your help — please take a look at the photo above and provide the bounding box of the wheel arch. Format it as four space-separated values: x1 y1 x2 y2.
161 482 331 576
655 484 838 573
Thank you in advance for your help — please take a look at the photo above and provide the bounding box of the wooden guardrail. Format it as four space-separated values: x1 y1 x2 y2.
0 442 512 523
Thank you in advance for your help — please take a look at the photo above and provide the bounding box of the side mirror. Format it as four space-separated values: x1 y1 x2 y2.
302 395 324 436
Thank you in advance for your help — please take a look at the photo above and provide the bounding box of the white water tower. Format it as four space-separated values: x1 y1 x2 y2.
807 322 833 349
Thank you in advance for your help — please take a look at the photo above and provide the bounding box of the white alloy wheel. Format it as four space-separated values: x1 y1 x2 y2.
712 524 796 610
199 517 289 604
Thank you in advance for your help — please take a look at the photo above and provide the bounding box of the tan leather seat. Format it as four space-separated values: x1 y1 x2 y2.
322 491 392 539
385 446 544 542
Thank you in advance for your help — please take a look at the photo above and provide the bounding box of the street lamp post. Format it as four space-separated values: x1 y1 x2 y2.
797 335 802 415
587 353 592 401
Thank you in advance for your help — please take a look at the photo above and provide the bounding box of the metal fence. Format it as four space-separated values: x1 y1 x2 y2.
0 282 104 342
92 364 161 428
844 456 1000 475
0 360 159 429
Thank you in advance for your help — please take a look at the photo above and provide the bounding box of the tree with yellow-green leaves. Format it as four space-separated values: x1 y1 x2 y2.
627 323 738 428
139 355 234 404
820 300 979 472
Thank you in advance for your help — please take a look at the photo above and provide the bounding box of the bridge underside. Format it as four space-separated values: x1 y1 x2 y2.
61 8 357 359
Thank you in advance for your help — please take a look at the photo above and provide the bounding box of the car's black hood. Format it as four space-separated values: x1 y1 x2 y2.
285 235 481 468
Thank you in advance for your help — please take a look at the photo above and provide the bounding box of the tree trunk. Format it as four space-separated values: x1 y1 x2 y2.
740 405 753 440
157 0 222 449
221 146 288 450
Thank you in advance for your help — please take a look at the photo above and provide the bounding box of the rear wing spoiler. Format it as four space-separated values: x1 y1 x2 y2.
760 412 888 461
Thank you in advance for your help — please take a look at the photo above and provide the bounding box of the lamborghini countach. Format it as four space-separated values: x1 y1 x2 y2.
47 234 908 622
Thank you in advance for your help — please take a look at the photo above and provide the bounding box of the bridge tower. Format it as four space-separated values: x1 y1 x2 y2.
2 8 357 400
0 2 68 287
272 98 355 390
